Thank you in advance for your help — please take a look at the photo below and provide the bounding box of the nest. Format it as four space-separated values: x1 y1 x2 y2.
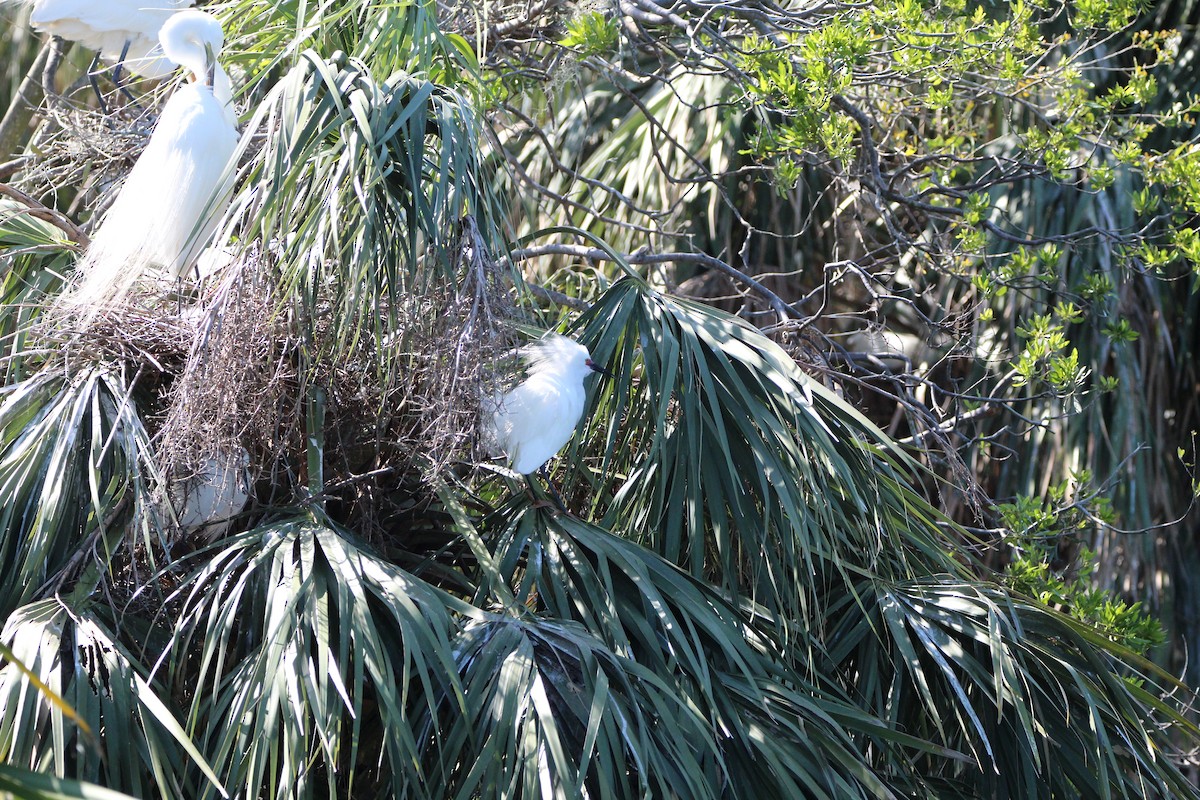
308 216 524 541
405 215 522 473
65 225 521 545
16 79 168 224
155 254 289 490
21 52 525 546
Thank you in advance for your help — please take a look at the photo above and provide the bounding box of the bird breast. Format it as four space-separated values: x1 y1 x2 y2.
493 373 586 475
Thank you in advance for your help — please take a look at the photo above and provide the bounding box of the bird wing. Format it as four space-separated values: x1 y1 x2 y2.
26 0 194 76
59 81 238 317
492 375 583 474
30 0 191 37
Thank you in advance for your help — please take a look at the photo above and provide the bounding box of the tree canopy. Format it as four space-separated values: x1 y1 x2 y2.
0 0 1197 797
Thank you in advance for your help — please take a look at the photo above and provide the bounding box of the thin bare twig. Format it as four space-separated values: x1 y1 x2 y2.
511 243 803 322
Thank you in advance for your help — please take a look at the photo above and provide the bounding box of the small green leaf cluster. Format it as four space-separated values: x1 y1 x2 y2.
1101 318 1139 344
1005 545 1165 655
559 11 619 57
1072 0 1147 31
972 244 1058 298
998 477 1164 655
1012 310 1089 397
737 31 858 167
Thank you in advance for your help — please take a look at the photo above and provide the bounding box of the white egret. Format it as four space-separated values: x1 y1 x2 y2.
9 0 196 80
59 8 238 319
488 334 609 476
168 447 251 542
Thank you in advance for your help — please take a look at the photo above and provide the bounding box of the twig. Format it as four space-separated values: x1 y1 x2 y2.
0 181 89 248
511 243 802 321
523 279 588 310
0 157 32 181
0 39 52 158
490 0 561 38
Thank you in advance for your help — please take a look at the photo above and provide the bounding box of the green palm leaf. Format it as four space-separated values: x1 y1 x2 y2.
0 600 226 797
0 764 140 800
0 369 148 617
555 275 965 623
166 518 470 799
225 47 508 375
468 502 967 798
862 579 1200 797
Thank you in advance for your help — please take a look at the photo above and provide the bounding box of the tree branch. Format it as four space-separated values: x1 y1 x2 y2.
0 182 89 248
511 243 804 321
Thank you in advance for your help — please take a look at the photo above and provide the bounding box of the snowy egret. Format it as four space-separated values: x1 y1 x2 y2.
7 0 196 90
168 447 251 542
58 8 238 319
488 334 610 476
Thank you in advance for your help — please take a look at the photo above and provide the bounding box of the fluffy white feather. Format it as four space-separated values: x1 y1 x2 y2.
488 334 605 475
57 9 238 322
10 0 196 79
169 447 251 542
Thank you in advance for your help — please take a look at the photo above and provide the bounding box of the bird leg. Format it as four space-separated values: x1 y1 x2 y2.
85 51 110 115
108 41 144 111
526 467 568 514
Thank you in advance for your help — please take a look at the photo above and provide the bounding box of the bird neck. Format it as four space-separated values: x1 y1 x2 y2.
173 43 210 84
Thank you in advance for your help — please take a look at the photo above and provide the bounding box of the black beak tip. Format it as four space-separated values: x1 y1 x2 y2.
586 359 614 378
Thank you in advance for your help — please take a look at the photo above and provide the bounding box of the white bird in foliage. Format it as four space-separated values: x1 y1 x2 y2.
169 447 251 542
60 8 238 319
9 0 196 81
488 334 610 475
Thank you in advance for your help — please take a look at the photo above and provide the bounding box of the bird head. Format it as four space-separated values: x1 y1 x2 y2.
524 334 610 383
160 9 225 86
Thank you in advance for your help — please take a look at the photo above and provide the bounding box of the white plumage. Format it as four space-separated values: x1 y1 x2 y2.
488 334 607 475
11 0 196 80
59 9 238 319
169 447 251 542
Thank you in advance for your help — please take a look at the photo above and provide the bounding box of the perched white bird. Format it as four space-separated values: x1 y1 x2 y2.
58 8 238 320
488 334 609 475
9 0 196 80
168 447 251 542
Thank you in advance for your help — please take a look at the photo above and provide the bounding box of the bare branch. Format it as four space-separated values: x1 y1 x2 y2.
512 243 803 321
0 181 88 248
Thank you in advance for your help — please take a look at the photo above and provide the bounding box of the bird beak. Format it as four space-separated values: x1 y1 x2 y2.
586 359 613 378
203 42 216 88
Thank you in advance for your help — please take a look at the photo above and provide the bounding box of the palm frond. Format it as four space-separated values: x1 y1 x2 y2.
221 45 516 395
220 0 478 91
469 502 966 798
847 578 1200 797
0 368 149 618
435 615 723 799
166 517 470 799
0 600 226 798
0 763 141 800
0 201 76 380
552 276 966 623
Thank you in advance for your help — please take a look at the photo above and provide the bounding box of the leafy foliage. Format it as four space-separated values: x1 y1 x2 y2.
0 0 1194 798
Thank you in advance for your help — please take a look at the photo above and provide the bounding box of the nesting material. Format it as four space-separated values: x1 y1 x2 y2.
395 215 522 476
154 253 283 530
